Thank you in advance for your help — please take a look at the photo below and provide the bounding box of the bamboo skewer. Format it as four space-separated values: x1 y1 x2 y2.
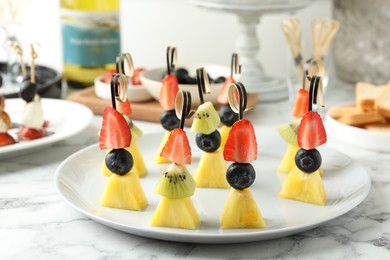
282 18 304 84
312 18 340 60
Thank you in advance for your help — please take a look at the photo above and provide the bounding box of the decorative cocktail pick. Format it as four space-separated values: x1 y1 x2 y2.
282 18 303 83
312 18 340 60
221 81 265 229
279 75 327 206
0 96 16 146
11 42 27 78
292 58 325 118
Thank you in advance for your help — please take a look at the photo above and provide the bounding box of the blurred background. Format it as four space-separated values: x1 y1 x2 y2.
0 0 331 80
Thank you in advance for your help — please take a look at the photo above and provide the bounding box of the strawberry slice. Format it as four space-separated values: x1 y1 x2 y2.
99 107 131 150
116 99 132 115
19 126 45 140
102 69 116 84
131 67 145 86
217 76 235 104
160 128 191 165
0 133 16 146
223 119 257 163
160 74 179 111
297 111 327 150
292 88 309 118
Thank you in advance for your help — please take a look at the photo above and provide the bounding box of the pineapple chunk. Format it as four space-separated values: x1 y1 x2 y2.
221 188 266 229
194 149 229 188
126 141 148 177
100 171 148 210
220 125 231 150
150 197 200 229
154 131 171 164
278 144 300 174
278 166 326 205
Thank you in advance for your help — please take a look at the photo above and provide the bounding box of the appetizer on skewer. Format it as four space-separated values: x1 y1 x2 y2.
191 67 229 189
217 53 240 150
155 47 180 164
0 96 16 146
99 74 148 210
221 82 266 229
150 90 200 229
102 53 147 178
279 75 327 206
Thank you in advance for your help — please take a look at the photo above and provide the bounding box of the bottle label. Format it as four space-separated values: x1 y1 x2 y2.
61 9 120 67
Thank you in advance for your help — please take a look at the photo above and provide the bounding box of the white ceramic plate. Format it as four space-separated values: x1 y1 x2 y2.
55 130 370 244
0 98 93 158
326 112 390 152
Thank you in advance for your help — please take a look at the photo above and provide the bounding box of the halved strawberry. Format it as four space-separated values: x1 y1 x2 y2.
223 119 257 163
116 99 132 115
217 76 235 105
0 133 16 146
19 127 45 140
99 107 131 150
102 69 116 84
297 111 327 150
292 88 309 118
160 128 191 165
131 67 145 86
160 74 179 111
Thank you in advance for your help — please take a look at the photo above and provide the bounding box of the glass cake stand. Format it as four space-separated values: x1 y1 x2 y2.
190 0 312 101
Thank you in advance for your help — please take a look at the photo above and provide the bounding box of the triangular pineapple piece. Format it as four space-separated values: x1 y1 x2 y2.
126 141 148 178
219 125 231 150
278 144 300 174
100 171 148 210
154 131 171 164
150 197 200 229
194 149 229 188
278 166 326 205
221 188 266 229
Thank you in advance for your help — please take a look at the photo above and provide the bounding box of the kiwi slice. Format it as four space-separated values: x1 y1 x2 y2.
278 120 300 145
190 101 221 135
154 163 196 199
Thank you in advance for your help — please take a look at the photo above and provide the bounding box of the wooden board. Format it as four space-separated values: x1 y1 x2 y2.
67 86 259 126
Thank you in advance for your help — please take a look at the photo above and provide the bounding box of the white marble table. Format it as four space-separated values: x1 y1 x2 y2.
1 80 390 259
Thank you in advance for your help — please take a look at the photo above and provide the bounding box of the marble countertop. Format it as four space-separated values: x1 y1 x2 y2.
1 80 390 260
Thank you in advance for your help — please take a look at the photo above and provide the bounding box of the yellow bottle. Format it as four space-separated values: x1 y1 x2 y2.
60 0 120 88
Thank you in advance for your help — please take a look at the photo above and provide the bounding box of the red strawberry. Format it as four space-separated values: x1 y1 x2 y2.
292 88 309 118
116 99 132 115
99 107 131 150
102 69 116 84
160 128 191 165
160 74 179 111
217 76 235 104
297 111 327 150
19 127 45 140
0 133 16 146
223 119 257 163
131 67 145 86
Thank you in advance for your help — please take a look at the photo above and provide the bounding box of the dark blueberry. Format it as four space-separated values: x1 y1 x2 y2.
180 75 197 84
219 105 238 126
295 148 322 173
105 148 134 175
160 109 180 131
213 76 226 84
226 162 256 190
173 68 189 82
196 130 221 152
20 80 37 102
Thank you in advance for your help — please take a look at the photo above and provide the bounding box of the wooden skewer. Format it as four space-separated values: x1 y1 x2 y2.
282 18 304 84
312 18 340 60
11 42 27 78
30 43 40 84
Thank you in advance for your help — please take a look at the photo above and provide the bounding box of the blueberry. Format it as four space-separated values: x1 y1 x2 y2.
219 105 238 126
173 68 189 81
295 148 322 173
226 162 256 190
196 130 221 152
20 80 37 102
213 76 226 84
180 75 197 84
160 110 180 131
105 148 134 175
